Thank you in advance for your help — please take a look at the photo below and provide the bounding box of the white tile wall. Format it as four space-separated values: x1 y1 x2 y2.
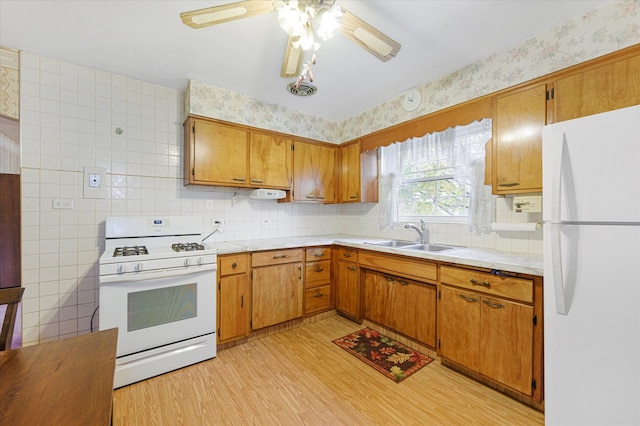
18 52 541 346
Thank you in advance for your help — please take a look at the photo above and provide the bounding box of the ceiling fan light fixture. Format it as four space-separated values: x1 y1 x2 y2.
315 7 342 41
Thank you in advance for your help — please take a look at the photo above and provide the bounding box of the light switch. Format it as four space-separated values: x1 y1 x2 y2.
89 173 101 188
83 166 107 199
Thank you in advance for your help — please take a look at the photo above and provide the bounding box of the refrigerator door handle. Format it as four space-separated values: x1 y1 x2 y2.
550 133 567 224
551 223 568 315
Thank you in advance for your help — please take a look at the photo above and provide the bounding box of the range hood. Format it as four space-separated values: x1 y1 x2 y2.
248 189 286 200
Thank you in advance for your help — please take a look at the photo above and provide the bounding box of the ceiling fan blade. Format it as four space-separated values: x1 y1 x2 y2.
339 8 401 62
281 36 304 78
181 0 275 29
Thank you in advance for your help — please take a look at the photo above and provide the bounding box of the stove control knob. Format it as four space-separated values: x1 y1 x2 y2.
184 258 191 267
117 265 124 274
134 263 142 272
197 257 204 265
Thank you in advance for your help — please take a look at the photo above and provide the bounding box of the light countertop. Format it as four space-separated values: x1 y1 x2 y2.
206 234 543 276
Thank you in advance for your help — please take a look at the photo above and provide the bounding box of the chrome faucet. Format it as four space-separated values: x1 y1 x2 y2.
404 220 428 244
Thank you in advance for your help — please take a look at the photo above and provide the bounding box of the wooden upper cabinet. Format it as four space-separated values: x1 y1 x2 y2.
249 133 292 189
339 141 379 203
292 141 336 203
339 142 360 202
185 117 248 186
554 53 640 122
492 84 546 194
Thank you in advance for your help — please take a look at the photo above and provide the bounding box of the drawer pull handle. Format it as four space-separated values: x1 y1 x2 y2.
314 267 324 273
470 278 490 287
313 292 324 298
250 179 263 183
306 195 315 199
349 195 358 199
232 262 237 268
385 276 395 282
232 177 245 182
498 182 519 187
398 279 409 286
483 300 505 309
273 255 288 259
347 266 357 271
313 251 325 257
459 294 478 303
240 295 244 308
342 253 352 258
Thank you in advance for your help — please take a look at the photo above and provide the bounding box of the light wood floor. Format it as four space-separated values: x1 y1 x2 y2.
113 315 544 425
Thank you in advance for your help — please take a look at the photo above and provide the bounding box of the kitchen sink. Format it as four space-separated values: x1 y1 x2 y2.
403 244 460 252
364 240 416 248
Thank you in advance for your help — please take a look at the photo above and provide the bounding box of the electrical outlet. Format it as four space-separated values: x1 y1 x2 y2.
83 166 107 199
52 198 74 209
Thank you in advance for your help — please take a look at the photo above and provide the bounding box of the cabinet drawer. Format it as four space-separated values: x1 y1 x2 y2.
306 247 331 261
305 284 331 314
219 254 248 276
305 260 330 286
335 247 357 262
252 248 303 267
359 251 437 282
440 265 533 303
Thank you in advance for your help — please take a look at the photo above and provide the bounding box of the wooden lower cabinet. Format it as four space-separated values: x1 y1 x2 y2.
334 248 360 321
217 254 250 343
439 265 539 399
251 249 303 330
363 269 437 348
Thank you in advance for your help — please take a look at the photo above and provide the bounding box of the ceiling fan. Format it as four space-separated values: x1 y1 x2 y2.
180 0 401 85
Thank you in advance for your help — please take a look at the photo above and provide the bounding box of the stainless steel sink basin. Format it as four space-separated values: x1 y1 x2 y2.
364 240 416 248
403 244 460 252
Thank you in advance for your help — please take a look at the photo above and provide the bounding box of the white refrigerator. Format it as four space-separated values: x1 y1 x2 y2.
542 104 640 425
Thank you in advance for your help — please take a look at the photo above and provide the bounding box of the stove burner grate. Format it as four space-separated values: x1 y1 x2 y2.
113 246 149 257
172 242 205 252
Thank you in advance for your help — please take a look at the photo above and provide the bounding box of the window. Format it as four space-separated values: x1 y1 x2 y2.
379 120 492 226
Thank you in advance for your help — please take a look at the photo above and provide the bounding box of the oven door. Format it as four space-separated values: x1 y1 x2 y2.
99 268 216 358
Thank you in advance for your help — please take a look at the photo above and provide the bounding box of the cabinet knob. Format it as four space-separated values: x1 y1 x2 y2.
232 262 237 268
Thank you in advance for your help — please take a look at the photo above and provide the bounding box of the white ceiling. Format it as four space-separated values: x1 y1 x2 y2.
0 0 610 122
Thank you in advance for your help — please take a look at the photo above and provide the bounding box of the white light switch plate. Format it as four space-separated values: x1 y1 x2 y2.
83 166 107 199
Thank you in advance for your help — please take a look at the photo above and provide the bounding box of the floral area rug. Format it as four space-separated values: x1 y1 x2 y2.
332 328 433 383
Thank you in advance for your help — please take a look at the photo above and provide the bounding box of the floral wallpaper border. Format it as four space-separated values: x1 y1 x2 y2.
187 1 640 144
0 46 20 120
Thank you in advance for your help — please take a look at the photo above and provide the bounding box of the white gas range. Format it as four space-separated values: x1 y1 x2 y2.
99 216 217 388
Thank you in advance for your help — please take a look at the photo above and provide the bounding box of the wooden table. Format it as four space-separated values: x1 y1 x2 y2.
0 328 118 425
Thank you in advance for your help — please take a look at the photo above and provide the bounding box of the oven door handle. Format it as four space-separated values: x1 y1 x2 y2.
100 264 217 284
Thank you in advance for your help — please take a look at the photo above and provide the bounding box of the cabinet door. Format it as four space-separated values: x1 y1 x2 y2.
335 260 360 319
250 133 292 189
394 279 436 347
192 120 248 185
480 297 533 395
292 142 336 203
438 286 481 371
363 270 393 326
314 144 336 203
492 84 546 194
292 142 317 201
218 273 250 343
555 54 640 122
252 262 303 330
339 142 360 202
